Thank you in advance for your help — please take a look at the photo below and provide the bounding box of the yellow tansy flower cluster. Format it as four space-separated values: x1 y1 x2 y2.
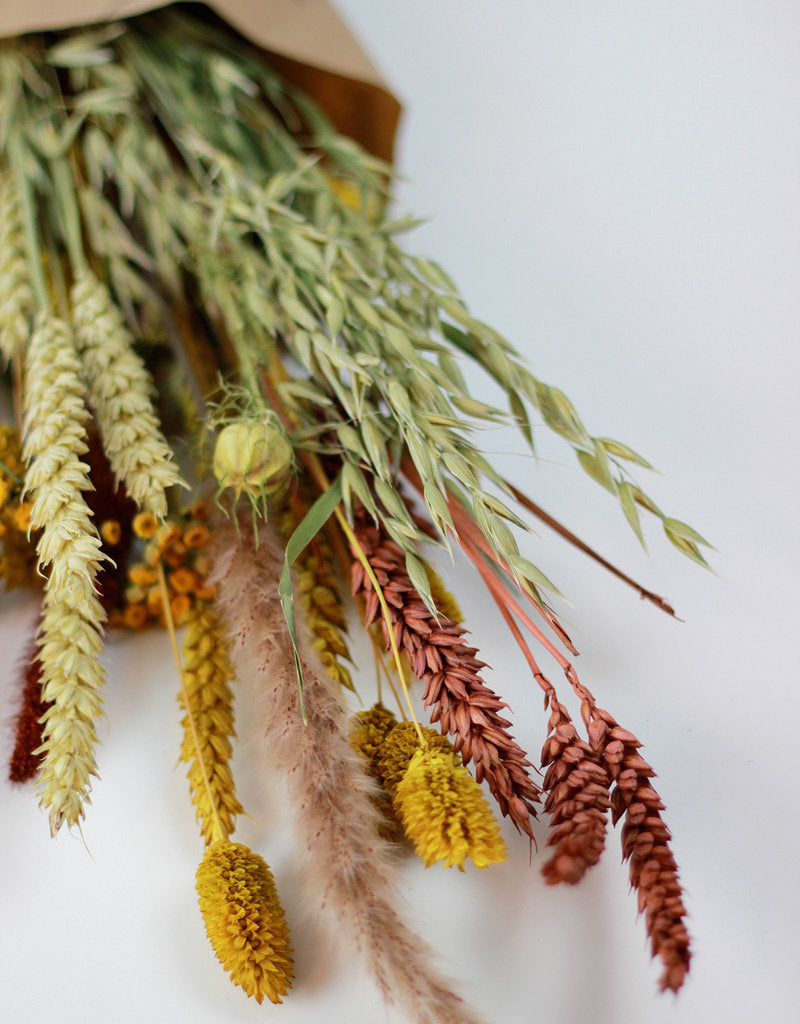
110 502 215 630
0 424 39 590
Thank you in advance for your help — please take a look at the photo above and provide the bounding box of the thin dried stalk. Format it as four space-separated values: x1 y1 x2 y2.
590 708 691 992
211 518 486 1024
71 269 185 518
351 509 540 837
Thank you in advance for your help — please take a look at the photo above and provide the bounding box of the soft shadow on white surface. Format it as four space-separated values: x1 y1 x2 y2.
2 2 799 1022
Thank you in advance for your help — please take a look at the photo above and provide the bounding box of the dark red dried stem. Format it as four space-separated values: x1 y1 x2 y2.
8 641 49 784
84 423 137 614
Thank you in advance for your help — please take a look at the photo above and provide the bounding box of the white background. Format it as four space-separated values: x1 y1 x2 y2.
2 2 799 1022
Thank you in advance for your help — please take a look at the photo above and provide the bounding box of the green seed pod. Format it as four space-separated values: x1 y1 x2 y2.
212 420 292 498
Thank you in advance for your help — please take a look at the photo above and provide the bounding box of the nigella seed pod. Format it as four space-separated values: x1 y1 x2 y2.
212 421 292 500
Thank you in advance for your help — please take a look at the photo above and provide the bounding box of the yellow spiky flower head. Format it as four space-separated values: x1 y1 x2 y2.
376 720 453 800
195 840 294 1004
394 747 507 871
350 703 399 765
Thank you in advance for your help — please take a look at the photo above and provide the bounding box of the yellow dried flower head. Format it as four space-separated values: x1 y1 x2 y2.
0 425 25 477
376 720 453 800
123 603 148 630
100 519 122 546
395 748 508 871
183 523 210 548
327 174 382 222
180 602 243 843
128 563 158 587
350 704 407 843
350 703 399 766
12 501 32 533
196 840 294 1004
133 511 158 539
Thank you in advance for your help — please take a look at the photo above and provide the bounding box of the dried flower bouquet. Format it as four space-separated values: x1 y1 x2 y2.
0 5 708 1016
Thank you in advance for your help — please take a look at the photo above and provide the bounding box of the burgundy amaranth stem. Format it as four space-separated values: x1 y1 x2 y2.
8 642 49 784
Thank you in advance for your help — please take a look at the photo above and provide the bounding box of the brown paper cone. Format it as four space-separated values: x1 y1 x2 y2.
0 0 401 160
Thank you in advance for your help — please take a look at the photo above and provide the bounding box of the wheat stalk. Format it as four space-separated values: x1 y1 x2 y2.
351 507 541 837
179 600 244 845
0 173 33 363
22 313 108 833
590 708 692 992
71 269 185 518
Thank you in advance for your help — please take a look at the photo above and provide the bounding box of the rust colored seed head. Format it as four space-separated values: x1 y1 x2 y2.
8 645 49 784
540 699 611 885
351 511 541 837
591 708 691 993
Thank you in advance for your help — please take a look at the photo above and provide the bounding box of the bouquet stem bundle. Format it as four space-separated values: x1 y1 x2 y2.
0 4 706 1010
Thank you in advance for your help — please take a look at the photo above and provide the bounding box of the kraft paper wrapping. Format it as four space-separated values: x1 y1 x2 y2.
0 0 401 161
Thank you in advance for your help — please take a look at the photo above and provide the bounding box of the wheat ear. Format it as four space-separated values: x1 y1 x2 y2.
179 600 244 845
22 313 108 834
71 269 185 518
0 174 33 362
